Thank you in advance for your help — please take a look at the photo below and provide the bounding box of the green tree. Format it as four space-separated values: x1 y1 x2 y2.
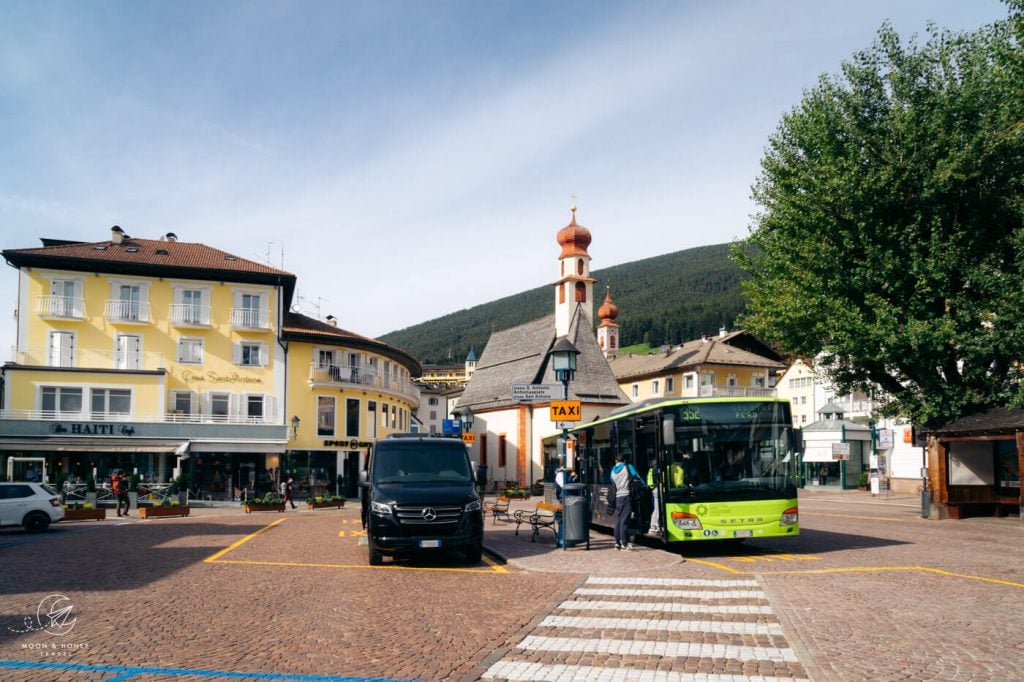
735 9 1024 428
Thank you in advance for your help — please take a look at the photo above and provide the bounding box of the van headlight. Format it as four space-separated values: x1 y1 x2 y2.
465 499 481 512
370 501 393 517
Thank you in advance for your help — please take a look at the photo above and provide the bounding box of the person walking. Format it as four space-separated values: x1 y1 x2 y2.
610 453 640 551
284 477 296 509
112 470 130 517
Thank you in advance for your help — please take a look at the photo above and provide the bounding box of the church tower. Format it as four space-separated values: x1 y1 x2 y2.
554 206 596 337
597 285 620 359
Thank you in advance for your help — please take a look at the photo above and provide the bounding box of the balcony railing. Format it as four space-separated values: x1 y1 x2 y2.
11 347 166 371
104 299 151 323
308 362 419 405
1 408 283 425
36 295 86 319
169 303 212 326
698 385 776 398
231 308 270 330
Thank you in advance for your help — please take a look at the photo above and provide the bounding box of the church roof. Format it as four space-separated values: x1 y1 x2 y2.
458 309 628 412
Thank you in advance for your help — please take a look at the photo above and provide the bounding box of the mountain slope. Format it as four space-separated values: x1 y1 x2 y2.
380 243 746 365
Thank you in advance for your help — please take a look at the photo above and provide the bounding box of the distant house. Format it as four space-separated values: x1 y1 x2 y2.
606 328 785 403
456 210 628 486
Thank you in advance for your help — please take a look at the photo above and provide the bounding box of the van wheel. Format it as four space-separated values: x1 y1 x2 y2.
23 512 50 533
368 541 383 566
464 543 483 564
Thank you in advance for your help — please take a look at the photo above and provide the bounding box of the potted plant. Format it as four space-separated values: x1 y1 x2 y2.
858 472 869 491
85 475 97 507
244 493 286 513
63 502 106 522
139 498 191 518
306 494 345 510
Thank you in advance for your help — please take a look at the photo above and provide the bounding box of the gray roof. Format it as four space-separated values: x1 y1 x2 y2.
458 309 628 412
930 407 1024 437
803 418 871 433
607 330 785 381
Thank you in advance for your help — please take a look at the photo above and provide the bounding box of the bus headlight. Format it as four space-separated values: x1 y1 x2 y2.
671 511 702 530
780 506 799 526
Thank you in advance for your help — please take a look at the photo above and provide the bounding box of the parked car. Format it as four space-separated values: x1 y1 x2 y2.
0 482 65 532
360 435 483 565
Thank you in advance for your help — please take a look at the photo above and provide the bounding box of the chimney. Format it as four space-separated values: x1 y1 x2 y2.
702 335 709 343
325 315 337 327
111 226 125 244
719 326 727 337
165 232 178 242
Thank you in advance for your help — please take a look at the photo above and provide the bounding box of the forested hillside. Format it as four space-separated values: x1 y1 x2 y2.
380 243 746 364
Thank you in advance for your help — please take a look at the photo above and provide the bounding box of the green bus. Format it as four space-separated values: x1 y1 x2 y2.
545 397 800 543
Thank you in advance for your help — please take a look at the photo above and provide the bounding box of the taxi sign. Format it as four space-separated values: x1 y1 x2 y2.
462 433 476 444
550 400 582 421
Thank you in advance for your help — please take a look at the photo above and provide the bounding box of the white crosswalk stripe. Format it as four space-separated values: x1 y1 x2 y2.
481 576 810 682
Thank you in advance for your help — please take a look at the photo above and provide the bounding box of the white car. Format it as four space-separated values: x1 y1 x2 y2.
0 482 65 532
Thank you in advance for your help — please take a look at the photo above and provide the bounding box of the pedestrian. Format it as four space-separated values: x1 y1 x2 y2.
610 453 640 551
646 458 662 534
112 470 130 517
284 477 296 509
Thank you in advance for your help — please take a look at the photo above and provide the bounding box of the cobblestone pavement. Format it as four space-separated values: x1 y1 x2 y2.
0 490 1021 681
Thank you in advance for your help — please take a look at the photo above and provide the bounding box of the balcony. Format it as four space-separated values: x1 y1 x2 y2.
308 362 420 406
104 299 151 324
169 303 212 327
11 347 166 371
36 295 86 319
231 308 270 331
697 384 776 398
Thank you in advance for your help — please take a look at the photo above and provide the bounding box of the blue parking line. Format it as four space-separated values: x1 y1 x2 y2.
0 660 406 681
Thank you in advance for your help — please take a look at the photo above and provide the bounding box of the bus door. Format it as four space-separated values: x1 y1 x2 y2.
634 414 663 536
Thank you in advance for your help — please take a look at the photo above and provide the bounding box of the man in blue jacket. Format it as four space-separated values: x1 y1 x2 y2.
610 453 640 550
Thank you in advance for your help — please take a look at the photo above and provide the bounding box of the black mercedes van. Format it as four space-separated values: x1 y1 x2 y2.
360 435 484 565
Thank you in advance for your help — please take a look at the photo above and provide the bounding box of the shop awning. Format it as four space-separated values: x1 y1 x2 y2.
802 445 840 463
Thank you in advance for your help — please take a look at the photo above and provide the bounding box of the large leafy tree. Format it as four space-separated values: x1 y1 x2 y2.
735 5 1024 427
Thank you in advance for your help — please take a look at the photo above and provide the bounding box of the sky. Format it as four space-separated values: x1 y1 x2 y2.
0 0 1011 358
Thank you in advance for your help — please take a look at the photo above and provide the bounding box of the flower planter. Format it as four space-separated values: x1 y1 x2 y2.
63 508 107 522
501 489 531 499
244 503 286 513
306 500 345 510
138 505 191 519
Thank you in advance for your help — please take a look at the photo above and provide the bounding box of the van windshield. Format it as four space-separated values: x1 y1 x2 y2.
372 441 473 484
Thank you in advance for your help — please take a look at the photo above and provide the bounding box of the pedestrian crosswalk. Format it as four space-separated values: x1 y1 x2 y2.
481 576 809 682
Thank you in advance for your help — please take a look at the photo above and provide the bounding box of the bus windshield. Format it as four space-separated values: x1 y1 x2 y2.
663 402 797 499
371 441 473 484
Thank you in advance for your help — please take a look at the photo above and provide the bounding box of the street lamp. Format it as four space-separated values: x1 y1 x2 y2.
460 406 474 431
291 415 301 439
548 337 580 550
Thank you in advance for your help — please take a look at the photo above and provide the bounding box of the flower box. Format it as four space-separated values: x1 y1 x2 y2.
138 505 191 519
501 488 531 499
306 500 345 510
63 508 107 522
244 503 286 513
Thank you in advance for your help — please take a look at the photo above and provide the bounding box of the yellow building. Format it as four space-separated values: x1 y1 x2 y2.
282 313 420 498
0 226 419 501
607 328 786 403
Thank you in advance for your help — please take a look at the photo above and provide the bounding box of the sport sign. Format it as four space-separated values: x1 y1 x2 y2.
550 400 582 421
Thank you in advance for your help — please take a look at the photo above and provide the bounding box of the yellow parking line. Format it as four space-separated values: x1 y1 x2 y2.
204 517 287 563
686 558 1024 588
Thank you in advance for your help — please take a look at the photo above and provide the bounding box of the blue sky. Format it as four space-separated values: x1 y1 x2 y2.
0 0 1010 357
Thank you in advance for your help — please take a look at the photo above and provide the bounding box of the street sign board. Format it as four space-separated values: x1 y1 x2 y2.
462 433 476 444
511 383 564 401
442 419 462 436
550 400 582 421
831 442 850 461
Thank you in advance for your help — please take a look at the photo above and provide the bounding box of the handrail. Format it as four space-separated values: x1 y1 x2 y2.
1 408 284 425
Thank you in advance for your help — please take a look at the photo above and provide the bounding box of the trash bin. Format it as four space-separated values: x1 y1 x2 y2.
560 483 589 547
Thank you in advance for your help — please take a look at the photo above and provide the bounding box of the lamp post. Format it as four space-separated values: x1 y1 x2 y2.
291 415 301 439
459 407 480 493
548 337 580 550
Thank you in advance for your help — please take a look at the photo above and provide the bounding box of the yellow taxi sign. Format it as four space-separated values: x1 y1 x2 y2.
462 433 476 444
550 400 582 421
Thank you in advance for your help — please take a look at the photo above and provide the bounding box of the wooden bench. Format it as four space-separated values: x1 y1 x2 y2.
514 501 562 542
487 495 511 524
